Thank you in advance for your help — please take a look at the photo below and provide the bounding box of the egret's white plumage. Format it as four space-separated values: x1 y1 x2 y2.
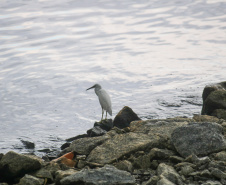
86 84 112 121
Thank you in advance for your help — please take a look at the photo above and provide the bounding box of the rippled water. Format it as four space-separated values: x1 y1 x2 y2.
0 0 226 155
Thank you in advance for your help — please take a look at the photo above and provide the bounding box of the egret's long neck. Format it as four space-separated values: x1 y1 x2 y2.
94 86 101 95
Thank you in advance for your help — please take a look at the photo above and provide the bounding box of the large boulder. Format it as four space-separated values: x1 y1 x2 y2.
113 106 141 129
0 151 42 181
87 118 191 165
171 122 226 157
60 165 136 185
201 82 226 116
130 117 192 149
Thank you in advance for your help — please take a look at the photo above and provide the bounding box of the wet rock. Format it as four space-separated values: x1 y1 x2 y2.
60 143 70 150
86 132 163 165
65 134 88 142
94 119 113 131
60 165 136 185
0 151 42 181
87 119 113 137
18 174 44 185
69 134 110 155
115 160 134 172
87 126 107 137
20 140 35 149
202 81 226 115
171 122 226 157
157 163 183 185
215 151 226 162
113 106 141 129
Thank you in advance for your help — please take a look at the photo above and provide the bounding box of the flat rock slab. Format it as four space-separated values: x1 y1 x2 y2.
60 165 136 185
69 134 110 155
87 132 163 164
171 122 226 157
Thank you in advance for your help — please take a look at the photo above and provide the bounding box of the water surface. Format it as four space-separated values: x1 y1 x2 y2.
0 0 226 155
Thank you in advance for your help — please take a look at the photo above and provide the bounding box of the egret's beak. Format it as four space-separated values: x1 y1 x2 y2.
86 85 95 91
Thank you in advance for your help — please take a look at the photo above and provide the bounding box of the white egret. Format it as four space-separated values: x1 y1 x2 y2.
86 84 112 121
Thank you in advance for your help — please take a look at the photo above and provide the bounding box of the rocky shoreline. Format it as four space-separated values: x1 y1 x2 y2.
0 82 226 185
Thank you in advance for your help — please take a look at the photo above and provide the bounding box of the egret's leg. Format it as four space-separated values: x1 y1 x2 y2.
101 108 104 122
105 111 107 120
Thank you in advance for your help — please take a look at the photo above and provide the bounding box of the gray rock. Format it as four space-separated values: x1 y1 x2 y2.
130 153 151 170
113 106 141 129
208 160 226 173
130 118 190 149
180 165 194 176
55 169 78 184
69 134 110 155
142 176 159 185
212 109 226 120
202 180 222 185
200 169 212 178
20 140 35 149
32 168 53 182
87 126 107 137
193 114 220 123
157 177 175 185
60 165 136 185
202 85 226 115
215 151 226 162
171 122 226 157
149 148 175 160
87 119 113 137
169 156 184 164
86 132 162 164
211 168 226 179
202 82 226 102
115 160 134 172
0 151 42 180
94 119 113 131
157 163 183 185
77 160 87 169
18 174 44 185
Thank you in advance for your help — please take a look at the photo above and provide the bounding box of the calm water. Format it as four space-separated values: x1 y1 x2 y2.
0 0 226 155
